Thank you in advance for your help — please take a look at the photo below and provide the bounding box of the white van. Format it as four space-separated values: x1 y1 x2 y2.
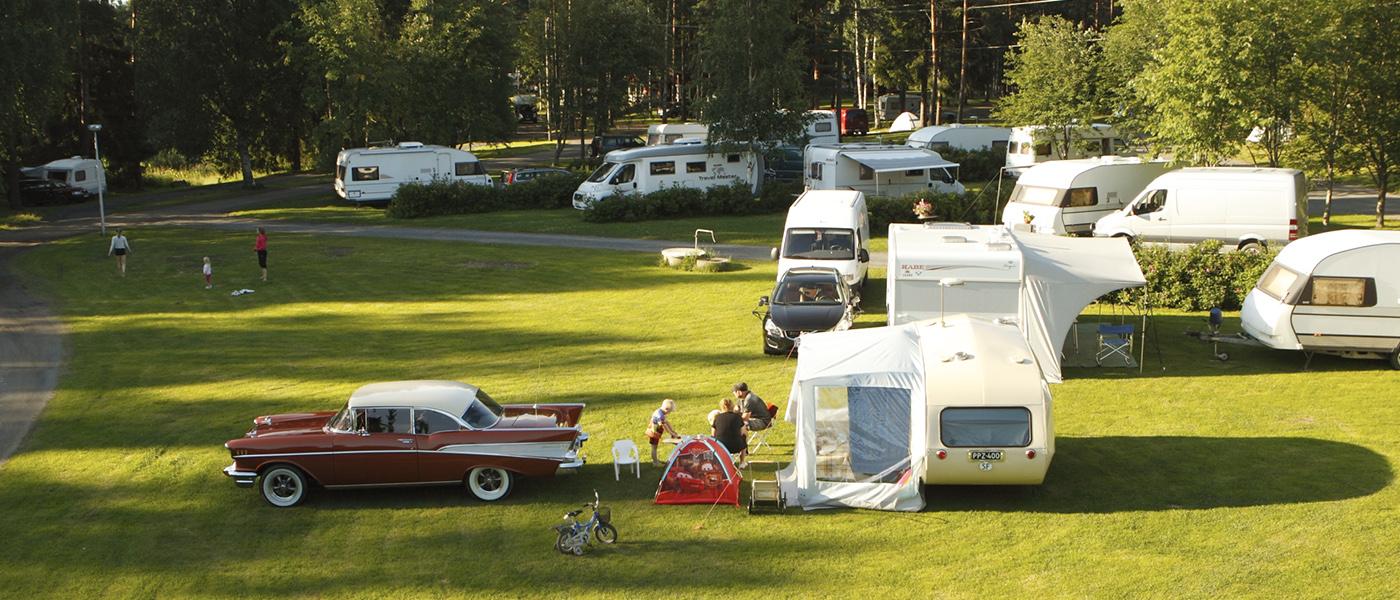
777 190 871 287
905 125 1011 153
571 144 760 209
1241 230 1400 368
335 142 489 203
646 123 708 145
32 157 106 197
1093 168 1309 251
885 223 1021 326
1001 157 1171 236
1005 123 1130 174
804 143 965 198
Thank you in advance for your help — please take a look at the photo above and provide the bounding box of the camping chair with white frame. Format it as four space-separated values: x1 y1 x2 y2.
1095 323 1135 366
746 404 781 457
611 439 641 480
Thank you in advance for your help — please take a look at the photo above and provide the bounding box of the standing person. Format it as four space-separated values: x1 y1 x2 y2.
646 398 681 465
253 227 268 281
107 228 130 276
712 397 749 468
733 382 771 432
202 257 213 289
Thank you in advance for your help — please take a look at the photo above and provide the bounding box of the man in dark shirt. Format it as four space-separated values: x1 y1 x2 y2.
712 398 748 467
733 382 770 431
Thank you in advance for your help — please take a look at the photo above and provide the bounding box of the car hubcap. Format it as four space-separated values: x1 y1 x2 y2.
479 470 501 490
272 474 297 498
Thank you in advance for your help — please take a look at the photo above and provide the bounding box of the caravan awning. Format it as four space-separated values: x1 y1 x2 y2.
845 149 958 173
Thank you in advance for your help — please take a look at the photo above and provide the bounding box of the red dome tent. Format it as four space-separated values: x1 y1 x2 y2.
654 436 741 506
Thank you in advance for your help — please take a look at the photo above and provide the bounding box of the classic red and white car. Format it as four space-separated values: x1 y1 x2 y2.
223 380 587 507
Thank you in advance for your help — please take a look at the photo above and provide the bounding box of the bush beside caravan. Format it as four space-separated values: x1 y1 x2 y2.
1092 167 1309 251
571 144 760 209
905 125 1011 153
335 142 490 203
804 143 965 198
1240 230 1400 368
1001 157 1171 236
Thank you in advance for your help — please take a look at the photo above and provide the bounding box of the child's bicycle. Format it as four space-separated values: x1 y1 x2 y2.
553 490 617 555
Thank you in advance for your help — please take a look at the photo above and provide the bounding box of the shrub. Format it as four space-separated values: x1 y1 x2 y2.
500 173 586 210
386 172 585 218
866 191 992 233
1112 240 1278 310
939 147 1003 182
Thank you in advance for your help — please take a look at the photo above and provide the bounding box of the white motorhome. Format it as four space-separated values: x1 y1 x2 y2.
571 144 760 209
1241 230 1400 368
885 223 1021 326
1005 123 1130 174
1093 168 1309 251
646 123 708 145
31 157 106 196
335 142 490 203
906 125 1011 153
777 190 871 287
1001 157 1171 236
804 143 965 198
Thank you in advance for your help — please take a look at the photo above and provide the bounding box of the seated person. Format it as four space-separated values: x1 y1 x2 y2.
711 398 748 467
733 382 771 431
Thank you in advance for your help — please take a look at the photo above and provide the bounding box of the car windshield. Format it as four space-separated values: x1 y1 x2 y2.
783 228 856 260
1008 185 1062 206
329 405 354 431
462 391 505 429
587 162 617 183
774 273 844 305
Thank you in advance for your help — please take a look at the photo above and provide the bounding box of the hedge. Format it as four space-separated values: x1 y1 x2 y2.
1111 239 1277 311
386 172 585 219
938 147 1004 182
580 181 803 223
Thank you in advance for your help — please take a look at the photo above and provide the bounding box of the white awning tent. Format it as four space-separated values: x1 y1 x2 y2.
890 111 920 132
844 149 957 173
1011 231 1147 383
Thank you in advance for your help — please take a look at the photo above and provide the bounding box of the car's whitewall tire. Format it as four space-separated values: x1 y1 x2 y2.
260 466 307 508
467 467 513 501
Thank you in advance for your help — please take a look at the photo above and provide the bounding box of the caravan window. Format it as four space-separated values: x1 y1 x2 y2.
1008 185 1060 206
351 166 380 181
927 141 951 151
940 407 1031 448
814 122 833 133
650 161 676 175
609 164 636 185
686 161 706 173
809 162 823 180
74 169 87 182
46 170 69 183
1257 263 1303 302
782 228 855 260
1303 276 1375 307
727 154 741 163
859 164 874 180
454 161 484 176
813 385 912 483
904 169 925 177
336 164 346 182
587 162 618 183
1064 187 1099 208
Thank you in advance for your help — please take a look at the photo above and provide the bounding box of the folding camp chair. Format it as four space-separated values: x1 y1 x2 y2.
1095 323 1135 366
746 404 781 457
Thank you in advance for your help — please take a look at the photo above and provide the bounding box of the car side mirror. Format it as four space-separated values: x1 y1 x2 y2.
758 296 769 306
858 249 870 263
769 247 779 261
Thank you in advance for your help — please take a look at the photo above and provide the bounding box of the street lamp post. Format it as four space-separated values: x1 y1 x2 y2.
87 123 106 236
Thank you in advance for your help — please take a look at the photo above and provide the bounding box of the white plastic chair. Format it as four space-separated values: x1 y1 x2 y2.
612 439 641 480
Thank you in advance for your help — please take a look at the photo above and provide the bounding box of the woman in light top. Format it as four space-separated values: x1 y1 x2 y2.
107 228 130 276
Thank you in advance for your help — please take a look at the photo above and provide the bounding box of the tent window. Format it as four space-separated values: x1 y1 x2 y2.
940 407 1031 448
859 164 874 180
813 385 911 483
1304 276 1374 307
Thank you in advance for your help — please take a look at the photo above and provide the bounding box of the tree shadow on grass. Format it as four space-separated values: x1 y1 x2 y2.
925 436 1392 513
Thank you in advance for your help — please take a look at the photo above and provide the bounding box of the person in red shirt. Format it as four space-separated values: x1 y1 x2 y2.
253 227 268 282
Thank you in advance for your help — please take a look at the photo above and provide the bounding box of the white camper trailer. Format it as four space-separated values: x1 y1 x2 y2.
1005 123 1130 174
804 143 965 198
334 143 490 203
1240 230 1400 368
803 110 840 144
906 125 1011 153
776 315 1051 512
571 144 760 209
885 223 1021 326
777 190 871 287
1093 167 1309 250
1001 157 1171 236
646 123 708 145
32 157 106 196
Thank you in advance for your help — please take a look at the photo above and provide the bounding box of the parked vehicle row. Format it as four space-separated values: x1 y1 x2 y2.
335 142 490 204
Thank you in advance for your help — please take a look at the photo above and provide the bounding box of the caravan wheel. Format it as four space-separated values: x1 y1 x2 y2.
1389 347 1400 370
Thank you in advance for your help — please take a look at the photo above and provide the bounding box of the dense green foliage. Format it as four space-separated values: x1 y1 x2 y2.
0 0 75 208
939 147 1003 182
386 173 585 219
581 182 799 223
1114 240 1277 311
995 16 1102 158
694 0 808 151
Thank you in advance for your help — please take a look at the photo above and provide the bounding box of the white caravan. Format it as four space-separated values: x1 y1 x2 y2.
885 223 1021 326
571 144 760 209
335 142 489 203
646 123 708 145
1001 157 1171 236
906 125 1011 153
803 110 840 144
1005 123 1130 174
804 143 965 198
31 157 106 196
1093 167 1309 251
777 190 871 287
1241 230 1400 368
875 93 925 122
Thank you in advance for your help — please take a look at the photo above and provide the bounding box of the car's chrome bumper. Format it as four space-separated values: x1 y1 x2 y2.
224 463 257 488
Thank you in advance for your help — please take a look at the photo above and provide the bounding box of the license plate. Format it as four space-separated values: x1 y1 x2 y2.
968 450 1003 462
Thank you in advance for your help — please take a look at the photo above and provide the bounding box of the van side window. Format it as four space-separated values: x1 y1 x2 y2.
352 166 380 181
904 169 924 177
1303 276 1375 307
1064 187 1098 208
609 164 635 185
859 164 874 180
726 154 741 163
650 161 676 176
809 162 822 180
686 161 706 173
74 170 87 182
454 161 483 176
1135 189 1166 214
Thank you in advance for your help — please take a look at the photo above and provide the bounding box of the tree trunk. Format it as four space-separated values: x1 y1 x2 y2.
927 1 938 125
5 154 24 210
1322 162 1333 226
237 133 255 188
1378 170 1389 229
956 0 968 123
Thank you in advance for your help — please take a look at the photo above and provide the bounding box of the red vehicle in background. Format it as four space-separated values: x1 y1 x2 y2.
836 108 870 136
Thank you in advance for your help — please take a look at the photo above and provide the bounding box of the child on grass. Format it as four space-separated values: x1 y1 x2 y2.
202 257 213 289
646 398 680 465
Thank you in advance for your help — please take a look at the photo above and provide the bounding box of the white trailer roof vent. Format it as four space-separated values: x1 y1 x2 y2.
398 142 425 149
986 242 1014 252
941 236 970 244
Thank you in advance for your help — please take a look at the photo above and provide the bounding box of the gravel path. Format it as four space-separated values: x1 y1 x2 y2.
0 248 65 466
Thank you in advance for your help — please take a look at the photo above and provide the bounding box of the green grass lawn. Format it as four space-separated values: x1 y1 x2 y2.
4 227 1397 598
